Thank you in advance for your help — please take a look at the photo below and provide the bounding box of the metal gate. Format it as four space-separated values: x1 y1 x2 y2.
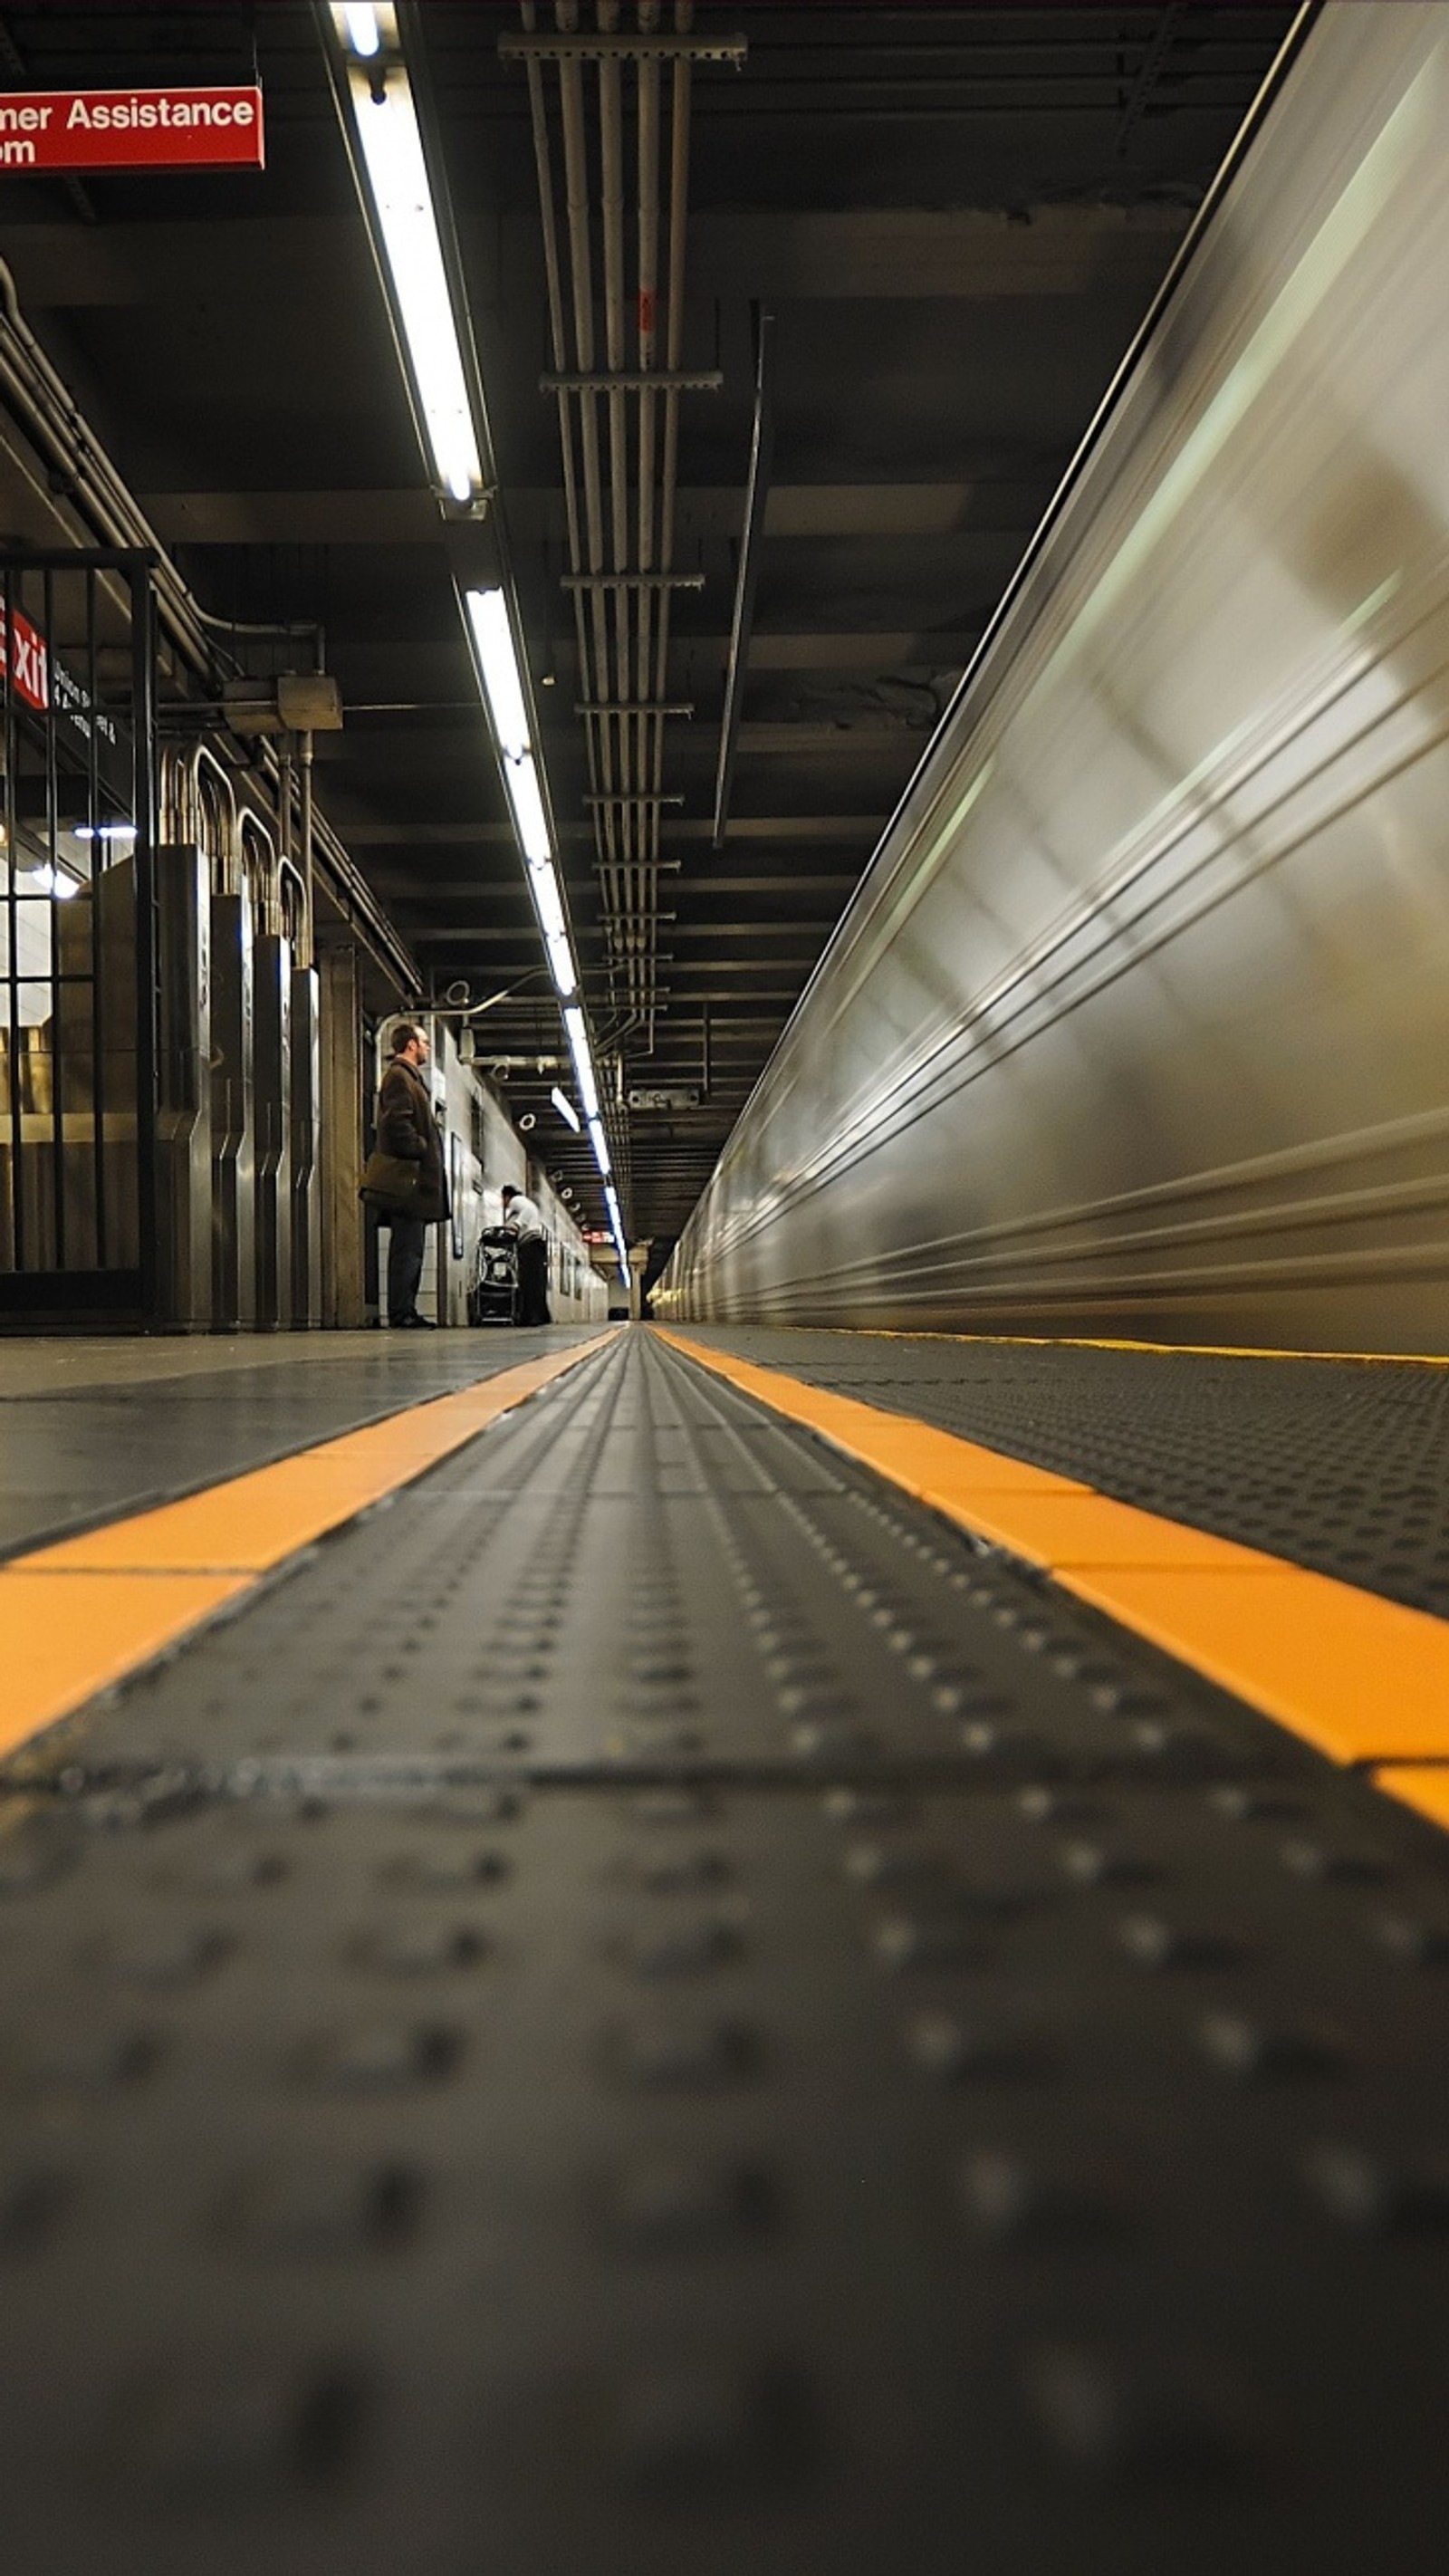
0 549 158 1324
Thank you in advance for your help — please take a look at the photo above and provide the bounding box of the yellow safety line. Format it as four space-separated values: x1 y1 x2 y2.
1372 1766 1449 1832
772 1323 1449 1369
0 1331 619 1759
657 1328 1449 1804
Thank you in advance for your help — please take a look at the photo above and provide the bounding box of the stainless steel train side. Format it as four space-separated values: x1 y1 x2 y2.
657 4 1449 1352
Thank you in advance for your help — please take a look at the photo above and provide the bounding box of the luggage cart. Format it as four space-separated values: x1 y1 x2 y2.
467 1225 518 1325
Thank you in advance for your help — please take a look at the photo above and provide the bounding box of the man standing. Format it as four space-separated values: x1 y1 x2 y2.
501 1182 551 1326
375 1024 447 1328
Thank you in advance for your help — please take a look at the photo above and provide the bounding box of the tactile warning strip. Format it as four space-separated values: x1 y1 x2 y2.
0 1332 618 1757
2 1773 1449 2573
659 1329 1449 1774
671 1324 1449 1620
1 1329 1447 2576
12 1330 1299 1793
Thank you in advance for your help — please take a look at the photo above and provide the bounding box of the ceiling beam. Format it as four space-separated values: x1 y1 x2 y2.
135 479 1047 547
5 203 1185 312
687 203 1189 299
341 815 887 844
343 709 925 757
368 873 858 899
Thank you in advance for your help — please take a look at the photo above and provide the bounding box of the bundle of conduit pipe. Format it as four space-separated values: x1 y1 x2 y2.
505 2 746 1091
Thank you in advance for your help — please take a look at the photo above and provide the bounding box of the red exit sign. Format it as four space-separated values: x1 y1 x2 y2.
0 606 47 713
0 88 264 172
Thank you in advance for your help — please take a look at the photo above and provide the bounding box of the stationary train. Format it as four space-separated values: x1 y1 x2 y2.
657 4 1449 1354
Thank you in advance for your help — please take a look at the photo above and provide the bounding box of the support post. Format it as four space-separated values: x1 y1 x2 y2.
319 944 366 1327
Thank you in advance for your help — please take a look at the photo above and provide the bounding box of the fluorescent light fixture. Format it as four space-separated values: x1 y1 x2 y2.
545 932 577 999
72 822 133 841
550 1085 581 1133
563 1004 601 1120
604 1181 629 1272
464 588 571 974
342 2 382 55
588 1115 611 1177
502 748 552 865
531 859 567 945
345 57 482 504
465 588 530 760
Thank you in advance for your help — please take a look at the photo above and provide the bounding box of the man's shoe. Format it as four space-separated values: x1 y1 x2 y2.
391 1312 437 1329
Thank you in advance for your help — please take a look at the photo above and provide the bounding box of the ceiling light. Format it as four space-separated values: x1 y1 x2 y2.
502 749 552 865
72 822 133 841
563 1005 601 1122
342 3 382 56
588 1115 611 1178
464 590 573 980
550 1085 581 1133
604 1182 629 1272
344 56 482 504
465 588 530 759
545 933 577 999
531 859 567 945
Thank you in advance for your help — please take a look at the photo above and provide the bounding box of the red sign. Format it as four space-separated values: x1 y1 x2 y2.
0 608 47 714
0 88 264 173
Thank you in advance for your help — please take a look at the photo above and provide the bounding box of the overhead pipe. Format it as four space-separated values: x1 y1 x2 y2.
599 0 631 839
648 0 694 1049
636 0 660 877
557 0 618 901
522 0 630 1194
510 0 736 1177
558 0 629 1025
549 2 636 1202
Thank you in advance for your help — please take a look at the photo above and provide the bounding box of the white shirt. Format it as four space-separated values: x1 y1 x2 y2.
503 1193 544 1242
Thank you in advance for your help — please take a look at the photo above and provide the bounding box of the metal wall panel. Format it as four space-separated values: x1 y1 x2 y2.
289 963 321 1329
253 931 293 1331
153 844 211 1329
208 883 255 1330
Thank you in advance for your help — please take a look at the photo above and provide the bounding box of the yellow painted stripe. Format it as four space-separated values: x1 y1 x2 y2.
5 1572 254 1756
1374 1766 1449 1831
785 1323 1449 1368
0 1331 618 1755
656 1327 1449 1771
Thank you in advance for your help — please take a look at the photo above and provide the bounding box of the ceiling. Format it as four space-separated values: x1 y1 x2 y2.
0 2 1295 1257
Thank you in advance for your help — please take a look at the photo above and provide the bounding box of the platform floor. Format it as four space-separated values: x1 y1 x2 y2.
679 1325 1449 1618
1 1323 1448 2574
0 1327 603 1559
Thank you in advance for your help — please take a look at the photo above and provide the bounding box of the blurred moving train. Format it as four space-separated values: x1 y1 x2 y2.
657 4 1449 1354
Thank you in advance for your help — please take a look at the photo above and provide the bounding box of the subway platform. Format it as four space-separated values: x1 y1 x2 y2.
3 1319 1449 2575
